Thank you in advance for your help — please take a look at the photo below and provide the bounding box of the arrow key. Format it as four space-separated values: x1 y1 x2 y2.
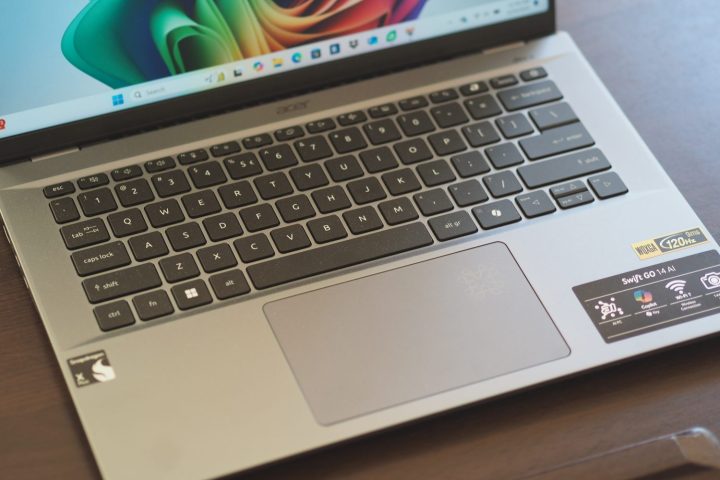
515 191 556 218
588 172 628 199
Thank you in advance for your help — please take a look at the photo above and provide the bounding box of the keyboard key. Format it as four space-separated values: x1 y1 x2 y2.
459 81 489 96
397 110 435 136
360 147 399 173
218 181 258 209
289 164 329 191
517 148 611 188
128 231 169 261
78 188 117 216
496 114 534 139
44 181 75 199
239 204 280 232
83 263 162 303
254 172 293 200
347 177 387 204
325 155 364 182
520 67 548 82
276 194 316 222
197 243 238 273
429 210 478 241
430 88 458 103
159 253 200 282
151 170 191 197
60 218 110 250
550 180 588 199
451 151 491 178
394 138 433 165
368 103 398 118
145 199 185 227
77 174 109 190
172 279 213 310
203 212 243 241
94 301 135 331
312 186 352 213
188 161 227 188
498 80 562 111
329 127 367 154
462 121 501 147
557 191 595 209
177 149 208 165
490 74 518 89
431 102 469 128
343 206 383 234
49 197 80 224
71 241 131 276
417 160 456 187
166 222 206 251
271 225 312 253
414 189 454 216
449 180 488 207
483 171 523 198
275 125 305 141
337 111 367 126
209 270 251 300
515 191 556 218
242 134 272 149
224 153 263 179
210 141 240 157
473 200 522 229
107 209 148 237
234 233 274 262
529 102 578 131
294 136 333 162
428 130 467 156
307 118 336 133
181 190 221 218
485 143 524 169
144 158 175 173
111 165 143 181
307 215 348 243
381 168 422 195
520 123 595 160
588 172 628 199
259 144 298 171
115 179 154 207
399 96 428 111
465 95 502 120
364 119 401 145
247 223 433 289
378 197 419 225
133 290 174 321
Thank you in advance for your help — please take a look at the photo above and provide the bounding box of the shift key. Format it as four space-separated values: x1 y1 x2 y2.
83 263 162 303
518 148 611 189
520 123 594 160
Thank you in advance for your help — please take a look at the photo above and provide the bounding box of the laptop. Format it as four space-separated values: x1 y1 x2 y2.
2 1 719 478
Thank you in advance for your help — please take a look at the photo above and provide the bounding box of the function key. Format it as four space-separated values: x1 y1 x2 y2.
368 103 398 118
111 165 143 181
399 96 429 111
133 290 174 321
177 149 209 165
337 111 367 126
490 74 519 89
144 157 175 173
520 67 548 82
429 88 459 104
210 141 241 157
306 118 336 133
77 174 109 190
274 125 304 141
43 181 75 199
242 133 273 149
459 81 489 96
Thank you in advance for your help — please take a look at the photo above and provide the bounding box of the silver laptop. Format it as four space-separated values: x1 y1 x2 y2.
2 1 719 478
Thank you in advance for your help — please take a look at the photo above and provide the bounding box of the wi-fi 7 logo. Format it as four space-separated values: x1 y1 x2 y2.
665 279 687 294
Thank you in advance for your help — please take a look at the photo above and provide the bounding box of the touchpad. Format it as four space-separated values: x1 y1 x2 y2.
264 242 569 425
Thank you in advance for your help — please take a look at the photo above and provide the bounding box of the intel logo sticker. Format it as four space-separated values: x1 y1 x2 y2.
67 350 116 387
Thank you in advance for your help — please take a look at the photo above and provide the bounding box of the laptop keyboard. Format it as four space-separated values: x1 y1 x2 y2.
44 66 629 332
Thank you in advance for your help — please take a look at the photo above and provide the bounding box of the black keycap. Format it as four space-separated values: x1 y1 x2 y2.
381 168 422 195
465 95 502 120
307 215 348 244
144 158 175 173
115 179 154 207
449 180 488 207
166 222 207 251
557 191 595 209
516 191 557 218
289 164 329 191
341 205 383 235
428 130 467 156
177 149 208 165
485 143 524 169
364 119 401 145
239 204 280 232
529 102 578 131
483 171 523 198
209 270 251 300
78 188 118 216
462 121 501 147
151 170 191 197
128 231 168 261
337 111 367 126
416 160 456 188
172 279 213 310
312 186 352 213
496 114 534 139
197 243 238 273
325 155 364 182
107 209 148 237
368 103 398 118
71 241 131 276
111 165 143 181
347 177 387 204
429 210 478 241
271 225 312 253
498 80 563 112
275 125 305 141
188 161 227 188
520 67 548 82
451 151 491 178
520 123 595 160
234 233 275 263
329 127 367 154
133 290 174 321
61 218 110 250
588 172 628 199
431 103 469 128
259 144 298 171
378 197 419 225
397 111 435 136
49 197 80 224
181 190 221 218
518 148 611 188
242 134 272 149
414 189 454 216
473 200 522 229
94 301 135 331
550 180 588 199
307 118 336 133
399 96 428 111
459 81 489 96
430 89 459 104
159 253 200 282
210 141 240 158
490 74 518 89
77 174 109 190
294 136 333 162
394 138 433 165
83 263 162 303
224 153 263 179
254 172 293 200
218 181 257 209
276 194 316 222
44 181 75 199
203 213 243 241
359 147 399 173
145 199 185 228
247 223 433 289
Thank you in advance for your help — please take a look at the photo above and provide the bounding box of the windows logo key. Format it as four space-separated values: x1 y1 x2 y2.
112 93 125 106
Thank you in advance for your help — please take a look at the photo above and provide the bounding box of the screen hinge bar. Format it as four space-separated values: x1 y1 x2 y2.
31 146 80 163
482 40 526 55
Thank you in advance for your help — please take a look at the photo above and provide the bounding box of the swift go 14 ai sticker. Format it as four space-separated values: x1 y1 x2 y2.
631 227 708 260
67 350 116 387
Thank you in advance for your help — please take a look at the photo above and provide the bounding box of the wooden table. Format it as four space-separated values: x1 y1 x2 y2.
3 1 720 478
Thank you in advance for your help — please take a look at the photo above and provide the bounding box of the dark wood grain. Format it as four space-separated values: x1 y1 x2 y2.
2 1 720 479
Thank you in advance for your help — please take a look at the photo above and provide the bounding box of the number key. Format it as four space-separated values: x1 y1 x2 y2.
78 188 117 216
115 178 155 207
151 170 191 198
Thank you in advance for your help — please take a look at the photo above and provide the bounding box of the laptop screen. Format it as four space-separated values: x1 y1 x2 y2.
0 0 548 141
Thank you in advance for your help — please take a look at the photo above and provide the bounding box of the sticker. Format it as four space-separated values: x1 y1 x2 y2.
67 350 116 387
631 227 708 260
573 250 720 343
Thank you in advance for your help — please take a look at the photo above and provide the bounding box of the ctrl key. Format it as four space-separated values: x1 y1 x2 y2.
94 300 135 331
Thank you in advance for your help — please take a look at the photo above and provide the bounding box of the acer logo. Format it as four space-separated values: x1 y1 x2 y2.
277 101 309 115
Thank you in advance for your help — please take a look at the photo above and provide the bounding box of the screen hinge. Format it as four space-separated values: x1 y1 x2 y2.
482 40 526 55
31 146 80 163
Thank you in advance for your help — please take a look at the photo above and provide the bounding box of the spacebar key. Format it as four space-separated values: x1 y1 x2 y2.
83 263 162 303
247 222 434 289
